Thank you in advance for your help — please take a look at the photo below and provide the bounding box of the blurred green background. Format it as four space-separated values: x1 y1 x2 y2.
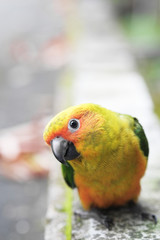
113 0 160 118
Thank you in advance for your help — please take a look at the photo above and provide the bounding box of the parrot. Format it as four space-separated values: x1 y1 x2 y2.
43 103 149 211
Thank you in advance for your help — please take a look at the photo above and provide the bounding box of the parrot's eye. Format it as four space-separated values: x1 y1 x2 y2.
68 119 80 132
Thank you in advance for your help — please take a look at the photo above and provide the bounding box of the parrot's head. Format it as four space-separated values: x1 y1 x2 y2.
43 103 107 166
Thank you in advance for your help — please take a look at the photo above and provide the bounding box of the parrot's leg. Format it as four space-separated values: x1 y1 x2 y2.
74 208 114 230
91 207 114 230
74 208 91 220
128 201 157 225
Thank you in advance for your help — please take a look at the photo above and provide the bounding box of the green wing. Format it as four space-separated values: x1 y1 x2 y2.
133 117 149 158
61 163 76 189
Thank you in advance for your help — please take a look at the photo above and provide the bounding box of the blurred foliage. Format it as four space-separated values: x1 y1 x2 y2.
120 15 160 47
140 58 160 118
114 2 160 118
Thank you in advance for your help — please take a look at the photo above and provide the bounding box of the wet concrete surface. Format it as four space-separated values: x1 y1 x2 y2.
0 70 59 129
0 176 48 240
0 0 65 129
0 75 57 240
0 68 59 240
0 63 59 240
0 75 56 240
0 1 65 239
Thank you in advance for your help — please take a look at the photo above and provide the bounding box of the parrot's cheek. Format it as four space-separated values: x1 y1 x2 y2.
50 136 80 166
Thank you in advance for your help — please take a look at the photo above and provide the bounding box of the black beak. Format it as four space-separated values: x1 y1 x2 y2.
50 137 80 165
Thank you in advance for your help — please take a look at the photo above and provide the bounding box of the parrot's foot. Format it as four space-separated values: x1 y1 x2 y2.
96 214 114 230
74 208 114 230
91 207 114 230
128 201 157 225
141 212 157 225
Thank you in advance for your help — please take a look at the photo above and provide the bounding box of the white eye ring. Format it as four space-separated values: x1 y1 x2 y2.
68 119 80 132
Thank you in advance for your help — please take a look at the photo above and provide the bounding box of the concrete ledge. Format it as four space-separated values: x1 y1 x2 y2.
45 0 160 239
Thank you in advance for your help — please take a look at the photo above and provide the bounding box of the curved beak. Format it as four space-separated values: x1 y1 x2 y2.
50 136 80 165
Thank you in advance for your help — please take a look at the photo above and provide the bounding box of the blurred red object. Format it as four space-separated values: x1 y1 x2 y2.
10 39 37 63
41 35 71 69
0 119 51 181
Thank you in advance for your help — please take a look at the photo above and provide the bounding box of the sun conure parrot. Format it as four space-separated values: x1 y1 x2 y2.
43 103 148 210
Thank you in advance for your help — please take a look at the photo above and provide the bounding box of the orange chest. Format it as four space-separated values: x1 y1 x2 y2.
74 154 147 210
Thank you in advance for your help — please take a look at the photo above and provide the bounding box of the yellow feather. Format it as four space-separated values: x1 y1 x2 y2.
44 103 148 209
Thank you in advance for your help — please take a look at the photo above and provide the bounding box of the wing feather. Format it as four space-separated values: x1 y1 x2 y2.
61 163 76 188
133 117 149 158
